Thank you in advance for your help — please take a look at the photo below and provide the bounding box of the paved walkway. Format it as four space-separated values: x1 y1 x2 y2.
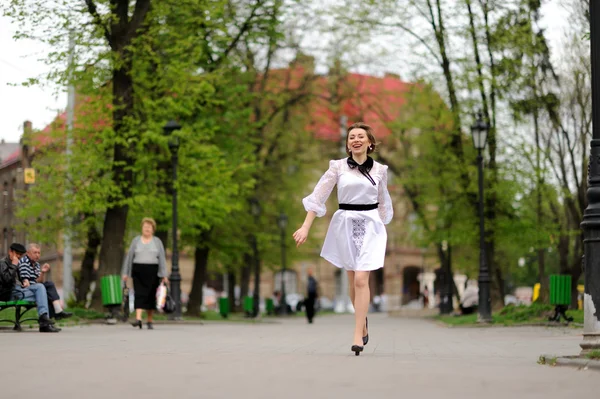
0 314 597 398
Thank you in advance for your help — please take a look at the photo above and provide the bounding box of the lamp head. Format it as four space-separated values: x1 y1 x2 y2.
278 213 288 229
470 111 489 150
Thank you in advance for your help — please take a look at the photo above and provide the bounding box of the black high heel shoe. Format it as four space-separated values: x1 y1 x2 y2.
131 319 142 329
147 322 154 330
351 345 364 356
362 317 369 345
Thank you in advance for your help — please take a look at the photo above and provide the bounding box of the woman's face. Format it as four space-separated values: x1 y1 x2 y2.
347 128 371 155
142 222 154 236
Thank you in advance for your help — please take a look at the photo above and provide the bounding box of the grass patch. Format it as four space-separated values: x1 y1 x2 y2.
538 355 557 366
585 350 600 360
436 303 583 327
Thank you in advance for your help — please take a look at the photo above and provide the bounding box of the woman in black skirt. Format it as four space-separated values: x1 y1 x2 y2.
121 218 168 329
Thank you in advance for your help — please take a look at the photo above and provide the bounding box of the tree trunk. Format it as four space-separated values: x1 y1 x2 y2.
240 253 251 304
227 270 237 312
187 244 210 316
76 220 101 303
92 54 135 309
85 0 152 309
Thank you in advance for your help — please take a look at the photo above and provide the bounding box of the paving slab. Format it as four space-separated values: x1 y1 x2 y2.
0 314 597 398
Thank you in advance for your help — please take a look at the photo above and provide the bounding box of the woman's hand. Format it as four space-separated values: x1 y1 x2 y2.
122 274 129 282
293 226 309 247
162 277 169 285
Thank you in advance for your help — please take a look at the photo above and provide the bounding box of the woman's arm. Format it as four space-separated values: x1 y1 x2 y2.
155 237 168 279
121 237 138 280
377 165 394 225
294 160 339 247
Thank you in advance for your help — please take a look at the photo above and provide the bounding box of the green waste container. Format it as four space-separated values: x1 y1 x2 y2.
100 275 123 307
243 296 253 315
548 274 574 323
219 297 230 318
265 298 274 315
549 275 571 306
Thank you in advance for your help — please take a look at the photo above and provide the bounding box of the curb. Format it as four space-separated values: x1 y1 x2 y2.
539 354 600 371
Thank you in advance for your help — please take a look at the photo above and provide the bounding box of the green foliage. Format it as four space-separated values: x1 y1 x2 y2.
437 303 583 327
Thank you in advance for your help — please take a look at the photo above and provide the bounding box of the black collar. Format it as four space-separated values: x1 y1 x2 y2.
347 156 376 185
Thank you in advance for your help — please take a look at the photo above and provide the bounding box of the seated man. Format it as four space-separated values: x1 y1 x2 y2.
19 243 72 320
2 243 60 333
459 279 479 315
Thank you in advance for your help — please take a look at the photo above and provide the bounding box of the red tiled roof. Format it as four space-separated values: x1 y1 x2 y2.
1 148 21 167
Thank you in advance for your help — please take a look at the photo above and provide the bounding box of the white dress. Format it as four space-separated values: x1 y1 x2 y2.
302 158 393 271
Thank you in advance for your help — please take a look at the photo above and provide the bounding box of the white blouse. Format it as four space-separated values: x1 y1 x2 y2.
302 158 393 224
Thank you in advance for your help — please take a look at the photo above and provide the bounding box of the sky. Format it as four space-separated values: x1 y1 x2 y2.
0 1 572 143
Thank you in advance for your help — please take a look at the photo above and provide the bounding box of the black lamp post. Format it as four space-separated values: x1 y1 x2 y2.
471 112 492 323
439 240 453 315
581 3 600 354
278 212 289 316
250 198 261 318
163 120 182 320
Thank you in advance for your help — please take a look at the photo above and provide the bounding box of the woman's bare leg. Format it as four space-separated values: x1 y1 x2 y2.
347 270 367 337
347 271 356 307
135 308 143 321
147 309 154 323
352 271 370 346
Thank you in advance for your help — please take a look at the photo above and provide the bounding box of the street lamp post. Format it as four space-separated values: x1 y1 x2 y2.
278 212 289 316
439 240 453 314
471 112 492 323
163 120 182 320
250 199 261 318
581 3 600 354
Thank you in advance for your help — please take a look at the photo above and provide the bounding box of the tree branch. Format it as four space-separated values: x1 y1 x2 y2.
127 0 152 41
84 0 113 48
215 0 264 67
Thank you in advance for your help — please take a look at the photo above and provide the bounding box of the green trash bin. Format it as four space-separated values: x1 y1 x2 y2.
243 296 253 316
548 275 573 322
219 297 230 318
549 275 571 306
100 275 123 307
265 298 274 315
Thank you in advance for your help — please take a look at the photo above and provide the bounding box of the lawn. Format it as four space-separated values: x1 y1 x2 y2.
436 303 583 327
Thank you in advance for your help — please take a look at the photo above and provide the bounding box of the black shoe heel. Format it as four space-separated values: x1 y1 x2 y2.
147 322 154 330
351 345 364 356
131 320 142 329
362 317 369 346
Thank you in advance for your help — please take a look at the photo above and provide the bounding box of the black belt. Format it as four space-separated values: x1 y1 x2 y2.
339 203 378 211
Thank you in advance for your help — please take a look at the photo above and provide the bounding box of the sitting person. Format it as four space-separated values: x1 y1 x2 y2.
0 243 24 301
459 279 479 315
2 242 60 332
19 243 72 320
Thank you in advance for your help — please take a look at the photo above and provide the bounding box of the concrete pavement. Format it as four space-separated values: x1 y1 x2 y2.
0 314 597 398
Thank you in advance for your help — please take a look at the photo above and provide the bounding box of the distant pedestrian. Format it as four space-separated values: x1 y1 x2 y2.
293 122 393 356
122 217 168 330
305 268 318 323
423 286 429 308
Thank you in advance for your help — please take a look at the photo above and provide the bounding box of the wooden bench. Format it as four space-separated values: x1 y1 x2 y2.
0 300 37 331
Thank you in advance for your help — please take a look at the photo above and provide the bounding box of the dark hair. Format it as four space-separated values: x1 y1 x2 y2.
346 122 378 156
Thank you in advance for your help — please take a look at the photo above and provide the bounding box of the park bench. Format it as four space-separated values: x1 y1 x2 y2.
0 288 37 331
0 299 37 331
